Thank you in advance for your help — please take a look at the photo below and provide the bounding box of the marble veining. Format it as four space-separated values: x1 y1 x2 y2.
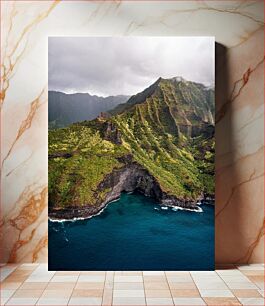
0 0 264 263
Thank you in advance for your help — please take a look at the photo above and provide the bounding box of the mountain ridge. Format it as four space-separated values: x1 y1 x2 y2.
48 91 130 129
109 76 214 124
48 77 215 220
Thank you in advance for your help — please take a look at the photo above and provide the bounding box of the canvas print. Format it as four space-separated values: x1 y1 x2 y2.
48 37 215 270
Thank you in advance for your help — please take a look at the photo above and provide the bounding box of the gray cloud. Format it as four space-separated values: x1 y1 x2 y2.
49 37 214 97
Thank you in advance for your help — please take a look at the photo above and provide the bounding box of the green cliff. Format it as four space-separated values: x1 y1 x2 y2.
48 77 214 219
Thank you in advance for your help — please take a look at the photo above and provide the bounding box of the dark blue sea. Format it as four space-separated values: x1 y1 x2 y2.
48 193 214 271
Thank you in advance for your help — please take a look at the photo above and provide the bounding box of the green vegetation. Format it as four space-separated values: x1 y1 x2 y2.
48 124 128 207
49 78 214 209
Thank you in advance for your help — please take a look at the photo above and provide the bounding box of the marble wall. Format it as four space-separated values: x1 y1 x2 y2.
1 1 264 264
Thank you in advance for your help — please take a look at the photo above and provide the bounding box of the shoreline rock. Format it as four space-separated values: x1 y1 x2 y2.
48 158 214 220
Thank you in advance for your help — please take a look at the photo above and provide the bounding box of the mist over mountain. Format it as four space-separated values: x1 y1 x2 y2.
48 91 130 129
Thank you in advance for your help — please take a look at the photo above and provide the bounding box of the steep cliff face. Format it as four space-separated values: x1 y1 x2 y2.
112 77 215 200
49 155 201 220
111 77 214 136
48 77 214 219
49 159 162 219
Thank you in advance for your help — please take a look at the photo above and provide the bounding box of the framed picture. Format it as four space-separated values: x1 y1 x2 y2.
48 37 215 271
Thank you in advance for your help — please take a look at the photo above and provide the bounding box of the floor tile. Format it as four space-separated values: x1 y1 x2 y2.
113 289 145 297
258 290 264 297
50 275 78 282
19 282 48 290
144 282 169 290
36 298 69 305
247 275 264 283
68 297 102 305
19 264 39 270
8 270 32 276
3 275 28 283
102 289 112 306
216 269 245 276
80 271 106 275
144 276 167 282
168 282 197 289
30 269 55 276
192 275 223 281
241 270 264 276
0 289 15 298
71 289 103 297
220 275 251 282
237 264 264 271
105 271 115 278
114 276 143 283
115 271 142 276
199 289 234 297
74 282 104 290
6 297 38 305
255 282 264 290
114 282 144 290
78 275 105 282
104 281 114 290
190 272 217 276
0 266 19 282
145 290 172 298
203 297 242 305
25 276 54 283
238 297 265 305
12 289 43 298
143 271 165 276
1 297 10 305
40 289 72 298
195 281 228 290
226 282 258 289
232 289 262 298
112 296 146 305
0 282 22 290
165 271 190 276
1 263 264 305
173 297 206 305
146 297 174 305
45 282 76 290
38 264 49 269
0 290 15 305
170 289 200 297
167 275 193 283
55 271 80 276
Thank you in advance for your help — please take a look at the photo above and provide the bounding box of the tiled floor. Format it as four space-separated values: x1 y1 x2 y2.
0 264 264 305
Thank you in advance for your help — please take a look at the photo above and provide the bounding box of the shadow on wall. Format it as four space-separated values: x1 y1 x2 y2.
215 42 230 264
215 42 262 265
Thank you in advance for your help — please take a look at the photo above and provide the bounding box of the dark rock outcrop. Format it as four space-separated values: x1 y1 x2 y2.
48 156 200 220
103 121 122 144
48 152 73 159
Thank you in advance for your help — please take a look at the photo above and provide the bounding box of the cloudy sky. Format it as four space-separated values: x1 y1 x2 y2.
49 37 214 97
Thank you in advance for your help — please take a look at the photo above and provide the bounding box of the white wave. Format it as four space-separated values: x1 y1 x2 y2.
49 215 90 223
49 197 122 223
108 197 120 203
161 206 168 210
49 207 105 223
171 205 203 213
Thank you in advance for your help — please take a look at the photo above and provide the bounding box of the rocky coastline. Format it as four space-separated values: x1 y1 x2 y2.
48 156 214 221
